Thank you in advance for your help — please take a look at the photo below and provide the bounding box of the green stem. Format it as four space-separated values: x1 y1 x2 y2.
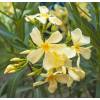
28 63 35 82
77 54 80 68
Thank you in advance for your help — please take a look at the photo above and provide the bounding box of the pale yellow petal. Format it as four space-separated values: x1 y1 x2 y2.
61 47 76 58
30 27 43 46
27 48 44 64
46 31 63 43
79 35 90 46
66 76 73 87
50 44 66 52
71 28 90 45
68 67 80 81
68 67 85 81
49 16 62 25
56 74 68 84
25 14 40 22
62 66 66 74
80 47 91 59
77 68 85 79
43 52 54 70
39 6 49 14
36 16 47 24
43 51 65 70
64 58 72 67
71 28 82 44
48 79 57 93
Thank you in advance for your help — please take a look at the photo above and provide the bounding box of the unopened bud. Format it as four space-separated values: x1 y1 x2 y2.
20 50 31 55
10 58 22 62
4 64 16 74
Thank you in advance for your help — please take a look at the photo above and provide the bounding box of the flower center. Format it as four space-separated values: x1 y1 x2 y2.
41 13 49 19
73 44 80 53
47 75 55 81
41 43 51 52
53 52 65 68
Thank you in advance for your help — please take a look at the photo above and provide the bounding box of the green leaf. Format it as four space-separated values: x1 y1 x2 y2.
96 80 100 97
7 68 27 97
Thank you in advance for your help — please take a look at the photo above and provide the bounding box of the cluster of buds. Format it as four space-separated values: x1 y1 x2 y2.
4 57 27 74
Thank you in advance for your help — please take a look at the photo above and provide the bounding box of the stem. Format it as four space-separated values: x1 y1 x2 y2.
77 54 80 68
28 63 35 82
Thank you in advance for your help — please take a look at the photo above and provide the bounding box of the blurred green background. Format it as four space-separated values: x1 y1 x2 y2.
0 2 100 98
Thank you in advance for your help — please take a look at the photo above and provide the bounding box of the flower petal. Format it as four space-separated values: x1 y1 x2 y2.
68 67 80 81
25 14 40 22
30 27 43 46
49 16 62 25
48 79 57 93
71 28 82 44
62 47 76 58
71 28 90 45
77 68 85 79
43 52 55 70
46 31 63 43
66 76 73 87
27 48 44 64
36 16 47 24
39 6 49 14
50 44 66 52
80 47 91 59
43 51 66 70
79 35 90 45
56 74 68 84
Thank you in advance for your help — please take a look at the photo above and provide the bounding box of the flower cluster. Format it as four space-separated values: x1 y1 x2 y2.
4 5 92 93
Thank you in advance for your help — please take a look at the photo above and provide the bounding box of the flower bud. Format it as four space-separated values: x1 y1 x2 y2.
20 50 31 55
4 64 16 74
10 57 22 62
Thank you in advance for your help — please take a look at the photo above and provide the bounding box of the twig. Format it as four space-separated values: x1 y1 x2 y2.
28 63 35 82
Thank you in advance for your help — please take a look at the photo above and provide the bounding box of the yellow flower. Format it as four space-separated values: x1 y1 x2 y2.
33 71 71 93
4 64 17 74
68 67 85 81
71 28 91 60
27 27 75 70
25 6 62 25
51 4 68 18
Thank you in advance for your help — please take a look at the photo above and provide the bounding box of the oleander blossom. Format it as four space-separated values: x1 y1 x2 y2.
71 28 91 60
27 27 75 70
25 6 62 25
33 70 73 93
